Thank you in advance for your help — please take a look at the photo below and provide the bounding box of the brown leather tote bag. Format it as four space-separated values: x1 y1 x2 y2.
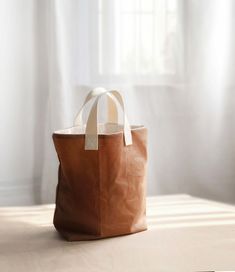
52 88 147 241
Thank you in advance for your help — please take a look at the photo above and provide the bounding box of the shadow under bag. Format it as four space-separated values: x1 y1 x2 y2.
52 88 147 241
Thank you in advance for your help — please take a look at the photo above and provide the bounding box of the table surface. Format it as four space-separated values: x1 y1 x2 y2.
1 194 235 272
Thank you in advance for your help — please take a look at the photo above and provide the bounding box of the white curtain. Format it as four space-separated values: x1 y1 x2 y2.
0 0 235 205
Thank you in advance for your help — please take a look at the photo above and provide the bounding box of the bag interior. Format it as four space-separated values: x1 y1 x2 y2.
54 123 144 135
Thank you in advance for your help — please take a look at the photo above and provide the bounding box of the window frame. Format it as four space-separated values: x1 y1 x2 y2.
89 0 186 86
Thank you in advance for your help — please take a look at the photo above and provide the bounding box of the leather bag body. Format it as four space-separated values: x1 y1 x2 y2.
52 89 147 241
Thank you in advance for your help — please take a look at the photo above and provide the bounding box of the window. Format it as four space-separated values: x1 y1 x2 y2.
91 0 184 85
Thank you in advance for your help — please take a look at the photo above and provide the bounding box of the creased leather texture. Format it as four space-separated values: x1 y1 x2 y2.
52 128 147 241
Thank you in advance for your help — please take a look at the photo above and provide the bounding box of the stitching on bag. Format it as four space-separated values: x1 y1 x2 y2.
98 144 102 236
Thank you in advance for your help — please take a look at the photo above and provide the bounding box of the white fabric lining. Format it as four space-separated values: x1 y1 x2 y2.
54 123 145 135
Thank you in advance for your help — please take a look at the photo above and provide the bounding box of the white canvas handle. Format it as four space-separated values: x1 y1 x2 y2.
85 90 132 150
74 87 118 126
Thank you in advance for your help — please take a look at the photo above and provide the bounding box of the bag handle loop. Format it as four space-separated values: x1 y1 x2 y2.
85 90 132 150
74 87 118 126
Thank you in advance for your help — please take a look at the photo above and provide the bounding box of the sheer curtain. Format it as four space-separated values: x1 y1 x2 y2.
0 0 235 205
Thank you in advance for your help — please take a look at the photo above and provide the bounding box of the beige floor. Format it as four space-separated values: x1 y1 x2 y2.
0 194 235 271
